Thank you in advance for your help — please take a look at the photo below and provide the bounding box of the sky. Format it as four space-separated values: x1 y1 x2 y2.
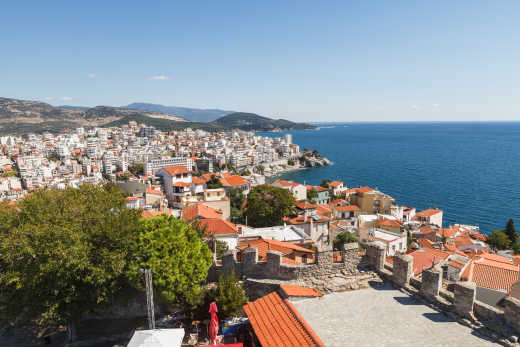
1 1 519 122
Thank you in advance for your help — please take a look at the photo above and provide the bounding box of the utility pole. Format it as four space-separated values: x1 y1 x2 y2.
144 268 155 330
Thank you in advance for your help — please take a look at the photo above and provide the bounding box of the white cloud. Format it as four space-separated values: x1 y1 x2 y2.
411 104 420 110
44 97 54 101
433 103 440 107
61 96 73 101
148 75 170 81
88 73 96 79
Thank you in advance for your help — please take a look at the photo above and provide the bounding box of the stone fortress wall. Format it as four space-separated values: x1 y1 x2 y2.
365 241 520 346
212 242 377 293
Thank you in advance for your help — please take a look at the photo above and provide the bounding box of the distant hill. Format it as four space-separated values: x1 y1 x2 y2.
212 112 316 131
57 105 90 111
0 97 315 135
125 103 232 122
0 97 186 135
104 114 225 132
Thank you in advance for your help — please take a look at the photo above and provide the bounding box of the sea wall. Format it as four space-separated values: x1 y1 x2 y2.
364 242 520 346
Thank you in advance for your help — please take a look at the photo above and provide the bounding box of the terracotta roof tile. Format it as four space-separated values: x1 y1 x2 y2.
197 218 239 236
162 165 189 176
280 285 321 297
181 203 222 221
243 291 325 347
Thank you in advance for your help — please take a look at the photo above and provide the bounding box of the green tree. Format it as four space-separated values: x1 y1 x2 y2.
0 184 141 341
216 240 229 260
253 165 265 175
230 187 245 223
206 175 223 189
211 272 248 318
128 162 144 176
513 242 520 255
244 185 296 227
287 159 295 166
1 170 18 178
320 179 331 189
334 231 358 250
306 189 318 202
407 231 413 250
127 215 212 306
239 169 251 176
505 219 518 245
486 229 511 250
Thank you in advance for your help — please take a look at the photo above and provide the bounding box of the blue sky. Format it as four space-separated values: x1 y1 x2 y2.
1 1 519 122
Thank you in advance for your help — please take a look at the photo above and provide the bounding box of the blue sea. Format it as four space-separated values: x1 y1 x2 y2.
259 122 520 235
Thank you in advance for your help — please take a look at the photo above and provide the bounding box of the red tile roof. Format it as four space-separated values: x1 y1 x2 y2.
415 209 442 217
454 236 474 248
333 205 360 212
162 165 189 176
354 186 372 194
418 238 435 249
377 218 402 228
173 182 191 187
181 203 222 221
296 202 317 210
192 177 206 185
409 249 450 276
243 291 325 347
463 258 520 292
197 218 239 236
237 238 314 262
280 285 321 297
329 181 343 188
146 189 163 196
439 228 457 238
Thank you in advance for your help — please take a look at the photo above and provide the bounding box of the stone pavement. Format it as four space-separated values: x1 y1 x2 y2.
292 281 499 347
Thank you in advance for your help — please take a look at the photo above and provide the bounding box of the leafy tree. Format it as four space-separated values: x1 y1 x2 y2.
128 162 144 176
287 159 295 166
334 231 358 250
0 184 141 341
230 187 246 223
244 185 296 227
407 231 414 250
216 240 229 260
505 219 518 245
513 242 520 255
253 165 265 175
306 189 318 201
1 170 18 178
239 169 251 176
486 229 511 250
206 175 223 189
210 272 248 318
320 179 331 189
127 215 212 306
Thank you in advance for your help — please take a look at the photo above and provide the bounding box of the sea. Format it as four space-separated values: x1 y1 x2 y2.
258 122 520 235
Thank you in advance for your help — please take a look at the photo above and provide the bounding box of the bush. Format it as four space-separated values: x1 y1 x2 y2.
334 231 358 250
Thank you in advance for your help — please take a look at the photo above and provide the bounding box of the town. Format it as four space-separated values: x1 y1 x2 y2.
1 121 519 346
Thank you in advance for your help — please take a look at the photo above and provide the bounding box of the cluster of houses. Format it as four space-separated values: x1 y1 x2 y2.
0 123 300 201
127 166 519 310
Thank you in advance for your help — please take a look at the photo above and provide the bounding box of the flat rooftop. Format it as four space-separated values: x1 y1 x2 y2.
292 281 498 347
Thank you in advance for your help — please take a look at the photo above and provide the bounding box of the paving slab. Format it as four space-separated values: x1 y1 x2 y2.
292 281 499 347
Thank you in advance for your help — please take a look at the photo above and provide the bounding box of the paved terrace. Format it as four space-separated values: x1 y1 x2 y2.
292 281 499 347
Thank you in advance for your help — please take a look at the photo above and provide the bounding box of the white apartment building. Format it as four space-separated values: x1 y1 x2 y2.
145 157 193 175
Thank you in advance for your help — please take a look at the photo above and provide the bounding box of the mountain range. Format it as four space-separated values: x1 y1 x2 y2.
0 97 315 135
123 103 231 122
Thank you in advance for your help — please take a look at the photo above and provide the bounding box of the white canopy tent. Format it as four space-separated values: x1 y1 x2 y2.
127 329 185 347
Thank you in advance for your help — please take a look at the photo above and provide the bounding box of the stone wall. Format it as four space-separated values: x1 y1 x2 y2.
363 242 520 345
211 242 376 293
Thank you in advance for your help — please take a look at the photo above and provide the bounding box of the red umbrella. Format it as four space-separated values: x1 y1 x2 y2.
209 301 219 345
